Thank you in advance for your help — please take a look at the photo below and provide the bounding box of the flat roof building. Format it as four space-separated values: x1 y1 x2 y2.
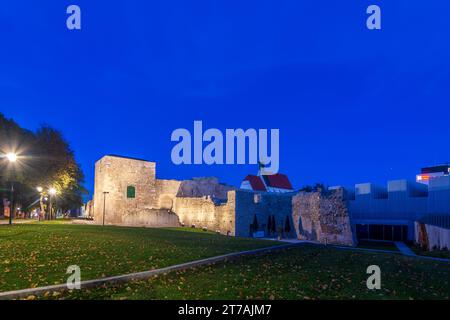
344 175 450 242
416 164 450 185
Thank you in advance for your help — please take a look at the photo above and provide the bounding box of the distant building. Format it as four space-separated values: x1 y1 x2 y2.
346 180 428 242
416 164 450 185
343 175 450 245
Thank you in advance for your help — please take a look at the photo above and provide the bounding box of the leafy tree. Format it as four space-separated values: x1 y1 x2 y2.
57 184 87 214
300 183 327 193
0 113 85 218
34 126 85 217
0 114 37 215
0 114 36 184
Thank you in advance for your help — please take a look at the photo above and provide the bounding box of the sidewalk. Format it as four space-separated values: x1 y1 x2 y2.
269 237 450 263
394 241 416 256
330 242 450 263
260 237 313 244
0 219 37 225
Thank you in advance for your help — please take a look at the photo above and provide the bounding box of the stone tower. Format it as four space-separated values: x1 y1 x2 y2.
93 155 157 224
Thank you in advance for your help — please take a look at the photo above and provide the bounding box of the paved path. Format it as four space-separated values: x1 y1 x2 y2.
330 242 450 262
260 237 314 244
272 238 450 263
0 219 37 225
394 241 417 256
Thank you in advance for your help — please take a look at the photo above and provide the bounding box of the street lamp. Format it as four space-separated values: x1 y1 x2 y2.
48 188 57 220
102 191 109 226
6 152 17 225
36 187 44 220
6 152 17 163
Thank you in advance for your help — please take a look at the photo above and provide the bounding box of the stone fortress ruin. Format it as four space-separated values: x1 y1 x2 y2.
91 155 355 246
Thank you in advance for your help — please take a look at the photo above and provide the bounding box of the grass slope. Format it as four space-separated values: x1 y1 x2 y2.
55 245 450 300
0 223 279 292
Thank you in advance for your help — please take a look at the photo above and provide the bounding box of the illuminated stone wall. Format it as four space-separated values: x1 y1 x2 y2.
234 190 295 238
93 155 235 233
173 191 236 235
93 155 158 225
93 155 355 243
292 189 355 246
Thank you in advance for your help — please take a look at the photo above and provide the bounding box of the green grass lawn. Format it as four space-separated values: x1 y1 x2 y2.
0 223 280 292
52 245 450 300
409 245 450 259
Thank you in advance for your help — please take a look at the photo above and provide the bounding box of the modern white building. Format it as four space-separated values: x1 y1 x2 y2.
347 180 428 241
343 173 450 242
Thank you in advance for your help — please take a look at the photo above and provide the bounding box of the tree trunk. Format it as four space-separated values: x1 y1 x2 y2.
39 196 45 221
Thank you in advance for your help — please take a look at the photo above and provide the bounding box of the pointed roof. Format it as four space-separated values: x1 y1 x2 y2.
243 173 294 191
243 175 267 191
262 173 293 190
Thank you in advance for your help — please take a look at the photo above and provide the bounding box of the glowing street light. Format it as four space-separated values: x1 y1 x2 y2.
49 188 57 195
6 152 17 163
5 152 18 225
36 187 44 221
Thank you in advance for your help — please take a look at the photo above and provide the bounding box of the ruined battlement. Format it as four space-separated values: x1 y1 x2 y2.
92 154 355 245
292 190 355 246
93 155 236 234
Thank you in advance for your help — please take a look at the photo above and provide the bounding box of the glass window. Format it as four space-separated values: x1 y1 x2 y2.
127 186 136 198
383 225 394 241
369 225 383 240
356 224 369 240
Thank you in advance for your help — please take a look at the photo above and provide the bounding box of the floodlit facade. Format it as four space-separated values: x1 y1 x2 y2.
91 155 354 245
416 164 450 185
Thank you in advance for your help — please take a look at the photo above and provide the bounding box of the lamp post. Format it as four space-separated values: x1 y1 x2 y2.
6 152 17 225
9 183 14 225
48 187 57 220
36 187 44 220
102 191 109 226
44 196 48 219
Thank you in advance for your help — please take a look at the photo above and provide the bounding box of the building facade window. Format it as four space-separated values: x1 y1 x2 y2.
127 186 136 198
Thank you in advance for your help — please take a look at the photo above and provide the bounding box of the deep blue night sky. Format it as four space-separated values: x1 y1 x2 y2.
1 1 450 196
